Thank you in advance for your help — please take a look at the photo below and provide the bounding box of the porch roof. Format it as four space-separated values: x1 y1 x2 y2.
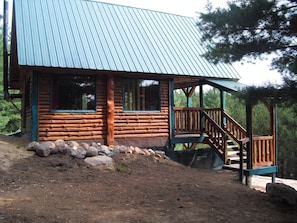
205 79 247 92
13 0 240 80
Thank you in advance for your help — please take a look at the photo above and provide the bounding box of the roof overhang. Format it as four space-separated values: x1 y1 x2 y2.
204 79 247 92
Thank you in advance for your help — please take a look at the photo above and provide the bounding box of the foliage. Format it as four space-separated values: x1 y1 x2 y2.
197 1 297 178
198 0 297 103
277 104 297 179
198 0 297 75
204 88 220 108
0 98 21 134
0 28 21 134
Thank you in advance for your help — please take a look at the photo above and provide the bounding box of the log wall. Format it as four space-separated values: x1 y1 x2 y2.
113 78 169 146
38 74 107 142
36 73 170 146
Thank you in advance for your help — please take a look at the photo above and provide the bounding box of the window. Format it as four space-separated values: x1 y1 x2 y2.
123 79 160 111
51 75 96 111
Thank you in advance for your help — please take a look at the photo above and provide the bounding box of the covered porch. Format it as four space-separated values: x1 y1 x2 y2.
169 78 278 184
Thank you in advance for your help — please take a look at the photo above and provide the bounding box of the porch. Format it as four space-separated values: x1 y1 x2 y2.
170 106 277 184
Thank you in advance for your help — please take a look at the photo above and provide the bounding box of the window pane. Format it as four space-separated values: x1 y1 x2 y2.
52 76 96 111
123 79 160 111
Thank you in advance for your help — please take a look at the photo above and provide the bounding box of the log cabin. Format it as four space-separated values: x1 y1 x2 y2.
6 0 277 183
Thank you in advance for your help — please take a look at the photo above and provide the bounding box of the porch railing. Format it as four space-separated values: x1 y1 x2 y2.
173 107 276 168
252 136 275 167
204 108 221 126
223 112 247 144
174 107 201 133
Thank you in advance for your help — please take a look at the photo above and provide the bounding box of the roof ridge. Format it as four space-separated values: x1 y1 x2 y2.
84 0 196 19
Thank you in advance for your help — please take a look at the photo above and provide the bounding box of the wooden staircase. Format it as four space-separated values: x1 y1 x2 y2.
173 107 276 168
226 139 247 164
203 110 247 165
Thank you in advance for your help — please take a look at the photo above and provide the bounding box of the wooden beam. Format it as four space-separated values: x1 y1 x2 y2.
246 104 253 170
188 86 196 97
107 74 115 146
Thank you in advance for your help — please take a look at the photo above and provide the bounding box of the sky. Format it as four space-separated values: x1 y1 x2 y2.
1 0 283 86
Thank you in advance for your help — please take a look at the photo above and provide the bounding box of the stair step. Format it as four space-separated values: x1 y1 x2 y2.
227 151 247 156
228 156 247 161
227 145 239 150
227 151 239 156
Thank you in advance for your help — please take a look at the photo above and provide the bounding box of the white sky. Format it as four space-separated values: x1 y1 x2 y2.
1 0 283 85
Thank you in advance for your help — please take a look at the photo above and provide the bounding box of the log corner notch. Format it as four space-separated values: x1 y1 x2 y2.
107 74 115 146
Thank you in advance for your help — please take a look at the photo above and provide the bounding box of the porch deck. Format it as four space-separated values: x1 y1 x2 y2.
171 107 277 180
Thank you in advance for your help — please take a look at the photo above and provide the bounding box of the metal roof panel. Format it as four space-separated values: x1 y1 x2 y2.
13 0 241 80
205 79 247 92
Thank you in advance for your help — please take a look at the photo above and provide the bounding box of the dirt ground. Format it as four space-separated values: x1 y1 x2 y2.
0 135 296 223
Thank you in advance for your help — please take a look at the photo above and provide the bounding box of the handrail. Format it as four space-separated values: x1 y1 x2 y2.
205 108 221 126
223 111 247 144
203 111 228 163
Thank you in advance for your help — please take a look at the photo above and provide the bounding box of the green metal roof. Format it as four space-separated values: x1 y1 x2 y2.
205 79 247 92
13 0 241 79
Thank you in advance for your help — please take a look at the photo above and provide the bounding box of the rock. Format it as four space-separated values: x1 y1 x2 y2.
266 183 297 206
148 149 155 156
127 147 133 154
91 142 99 148
55 139 66 154
54 139 65 148
86 146 98 157
84 156 114 170
60 144 72 155
155 151 165 158
142 149 151 156
110 148 120 156
74 146 86 159
26 141 39 151
36 141 56 157
134 147 145 155
68 141 80 147
81 142 90 150
97 145 111 156
119 145 128 153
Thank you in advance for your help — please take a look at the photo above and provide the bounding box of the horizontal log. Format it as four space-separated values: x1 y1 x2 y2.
115 119 168 124
39 130 104 137
115 124 168 129
114 129 168 135
115 114 168 119
40 123 104 128
39 115 105 120
39 119 104 124
39 126 104 132
39 135 104 142
115 133 168 138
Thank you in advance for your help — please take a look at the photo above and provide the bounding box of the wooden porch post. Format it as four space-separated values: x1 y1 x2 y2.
220 90 226 128
270 104 277 183
169 79 175 149
107 74 115 146
199 85 204 132
246 104 253 186
31 72 38 141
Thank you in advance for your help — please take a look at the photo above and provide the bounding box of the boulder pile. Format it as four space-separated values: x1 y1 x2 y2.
26 140 167 168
